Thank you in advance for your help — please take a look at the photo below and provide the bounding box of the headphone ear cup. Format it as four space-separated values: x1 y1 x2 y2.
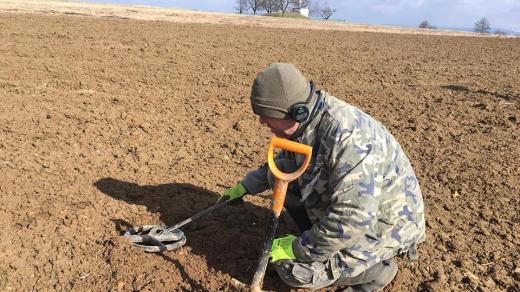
292 105 309 123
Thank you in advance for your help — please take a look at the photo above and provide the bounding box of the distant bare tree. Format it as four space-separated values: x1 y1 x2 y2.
261 0 279 13
474 17 491 33
277 0 292 15
247 0 264 15
418 20 435 29
235 0 249 14
308 0 336 20
318 2 336 20
263 0 312 16
290 0 310 8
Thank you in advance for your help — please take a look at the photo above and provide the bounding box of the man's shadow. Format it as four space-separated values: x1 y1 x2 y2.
94 177 297 291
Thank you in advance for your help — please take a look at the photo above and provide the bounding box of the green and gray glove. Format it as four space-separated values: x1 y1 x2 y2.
218 182 248 202
270 234 297 262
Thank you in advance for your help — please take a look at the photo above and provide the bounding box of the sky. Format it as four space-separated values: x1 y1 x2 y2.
84 0 520 32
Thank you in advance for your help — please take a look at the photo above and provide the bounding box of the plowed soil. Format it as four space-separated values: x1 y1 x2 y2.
1 9 519 292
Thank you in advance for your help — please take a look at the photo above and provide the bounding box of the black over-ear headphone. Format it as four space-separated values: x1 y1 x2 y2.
288 80 315 123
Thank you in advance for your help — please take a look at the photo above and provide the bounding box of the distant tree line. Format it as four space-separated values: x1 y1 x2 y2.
474 17 491 33
418 17 514 36
235 0 337 20
418 20 436 29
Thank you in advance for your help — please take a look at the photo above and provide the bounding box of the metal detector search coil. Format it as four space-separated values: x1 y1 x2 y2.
123 198 233 253
124 225 186 252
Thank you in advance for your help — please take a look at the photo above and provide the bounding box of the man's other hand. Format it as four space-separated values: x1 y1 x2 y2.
218 182 248 202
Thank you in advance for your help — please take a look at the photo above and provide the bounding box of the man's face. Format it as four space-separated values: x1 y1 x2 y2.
259 116 300 139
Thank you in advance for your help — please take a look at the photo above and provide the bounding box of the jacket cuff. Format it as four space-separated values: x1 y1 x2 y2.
241 171 267 195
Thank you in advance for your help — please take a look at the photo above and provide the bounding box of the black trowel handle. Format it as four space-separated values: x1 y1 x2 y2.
250 212 279 292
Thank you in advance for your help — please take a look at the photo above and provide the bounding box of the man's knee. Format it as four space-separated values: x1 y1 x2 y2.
372 259 398 288
334 259 398 291
273 260 338 289
273 257 397 290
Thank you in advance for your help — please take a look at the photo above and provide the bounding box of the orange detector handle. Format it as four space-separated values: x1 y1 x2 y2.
267 137 312 216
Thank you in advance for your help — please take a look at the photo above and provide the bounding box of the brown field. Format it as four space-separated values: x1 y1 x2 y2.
0 2 519 292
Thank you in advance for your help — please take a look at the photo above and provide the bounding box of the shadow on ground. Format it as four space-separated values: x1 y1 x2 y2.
94 177 296 291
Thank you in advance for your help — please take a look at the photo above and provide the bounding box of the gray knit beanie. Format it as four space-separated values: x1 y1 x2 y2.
250 63 311 119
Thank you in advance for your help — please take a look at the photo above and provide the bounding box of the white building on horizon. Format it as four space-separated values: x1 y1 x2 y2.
292 0 309 17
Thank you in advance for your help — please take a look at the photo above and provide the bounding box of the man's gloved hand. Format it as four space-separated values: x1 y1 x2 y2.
218 182 248 202
270 235 297 262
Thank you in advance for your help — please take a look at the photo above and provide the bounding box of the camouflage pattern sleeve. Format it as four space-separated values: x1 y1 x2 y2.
293 121 381 263
241 151 288 195
241 163 270 195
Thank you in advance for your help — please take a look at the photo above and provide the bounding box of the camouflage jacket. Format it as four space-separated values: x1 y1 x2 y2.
242 91 426 277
